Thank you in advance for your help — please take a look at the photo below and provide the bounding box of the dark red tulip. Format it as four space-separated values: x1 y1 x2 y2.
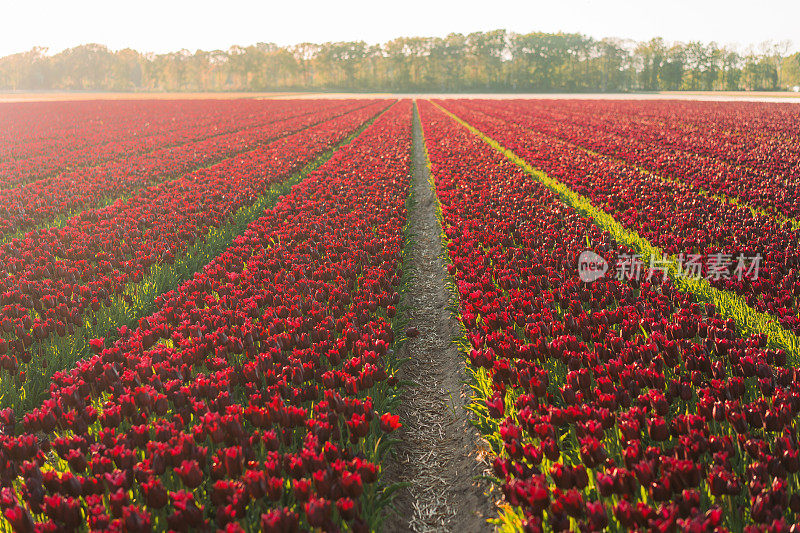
305 497 332 528
175 460 203 489
141 479 168 509
3 506 34 533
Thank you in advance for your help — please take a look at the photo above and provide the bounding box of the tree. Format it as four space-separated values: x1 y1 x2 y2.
464 30 507 90
781 52 800 89
0 32 795 93
596 38 631 92
660 44 686 90
634 38 666 91
429 34 467 91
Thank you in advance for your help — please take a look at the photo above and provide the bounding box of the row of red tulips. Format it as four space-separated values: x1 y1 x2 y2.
0 100 331 189
419 99 800 531
470 99 800 220
0 101 390 413
0 100 233 159
0 100 370 238
0 99 411 533
438 100 800 337
0 100 195 162
493 99 800 182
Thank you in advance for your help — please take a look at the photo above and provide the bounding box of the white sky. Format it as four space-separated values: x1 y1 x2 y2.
0 0 797 57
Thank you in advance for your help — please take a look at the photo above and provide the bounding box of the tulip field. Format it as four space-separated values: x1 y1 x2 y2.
0 96 799 532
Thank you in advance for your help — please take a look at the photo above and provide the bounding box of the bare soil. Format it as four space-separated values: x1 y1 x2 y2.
381 103 494 532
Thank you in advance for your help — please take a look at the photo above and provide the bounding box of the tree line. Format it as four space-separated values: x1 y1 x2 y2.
1 31 799 93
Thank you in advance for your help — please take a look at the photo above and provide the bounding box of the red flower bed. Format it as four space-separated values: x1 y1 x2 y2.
0 99 374 237
438 100 800 335
554 99 800 177
0 100 411 531
0 99 347 188
0 101 390 409
420 100 800 530
461 99 800 219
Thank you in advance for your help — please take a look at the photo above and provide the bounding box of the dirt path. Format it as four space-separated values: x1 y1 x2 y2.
383 103 494 532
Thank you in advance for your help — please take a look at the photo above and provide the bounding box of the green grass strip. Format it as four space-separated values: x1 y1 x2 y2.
432 100 800 365
1 104 392 415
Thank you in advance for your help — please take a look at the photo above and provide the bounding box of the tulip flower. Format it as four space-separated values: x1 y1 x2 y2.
379 412 401 433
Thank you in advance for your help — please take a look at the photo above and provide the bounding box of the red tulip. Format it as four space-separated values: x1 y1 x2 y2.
175 460 203 489
3 506 34 533
379 412 401 433
304 497 332 528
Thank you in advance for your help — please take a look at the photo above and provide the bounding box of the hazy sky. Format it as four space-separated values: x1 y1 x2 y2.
0 0 797 57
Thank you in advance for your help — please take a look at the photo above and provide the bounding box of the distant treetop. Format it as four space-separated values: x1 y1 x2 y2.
1 32 798 92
